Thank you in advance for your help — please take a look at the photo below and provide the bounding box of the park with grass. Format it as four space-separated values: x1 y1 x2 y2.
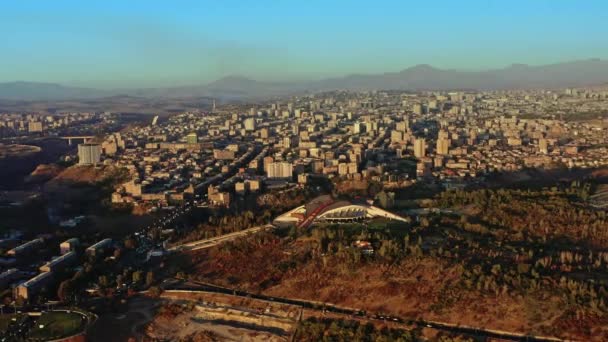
0 310 93 341
28 311 88 340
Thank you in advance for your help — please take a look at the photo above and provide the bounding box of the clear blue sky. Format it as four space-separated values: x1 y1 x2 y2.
1 0 607 88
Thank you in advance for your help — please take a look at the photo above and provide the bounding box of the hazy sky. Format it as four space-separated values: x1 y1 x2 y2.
1 0 607 88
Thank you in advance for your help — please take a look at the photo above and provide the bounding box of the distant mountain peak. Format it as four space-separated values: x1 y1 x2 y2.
207 75 259 89
2 59 608 100
215 75 254 82
404 64 438 72
509 63 530 69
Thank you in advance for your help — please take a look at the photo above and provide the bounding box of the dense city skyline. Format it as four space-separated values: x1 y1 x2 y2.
2 0 608 87
1 2 608 341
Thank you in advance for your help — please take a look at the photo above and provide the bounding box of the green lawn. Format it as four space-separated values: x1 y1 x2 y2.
28 311 87 340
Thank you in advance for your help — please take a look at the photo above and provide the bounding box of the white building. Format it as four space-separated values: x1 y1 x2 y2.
78 143 102 165
266 162 293 179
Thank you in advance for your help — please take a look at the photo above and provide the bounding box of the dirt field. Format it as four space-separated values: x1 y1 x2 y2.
190 239 608 341
150 292 301 341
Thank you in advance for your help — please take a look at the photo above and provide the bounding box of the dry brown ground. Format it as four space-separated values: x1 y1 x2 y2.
191 243 608 341
25 163 64 183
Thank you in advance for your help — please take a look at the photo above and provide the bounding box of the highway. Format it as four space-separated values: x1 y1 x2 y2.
162 281 565 342
168 224 275 251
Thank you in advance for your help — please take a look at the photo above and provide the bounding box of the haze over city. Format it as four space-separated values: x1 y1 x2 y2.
1 1 608 341
2 0 608 88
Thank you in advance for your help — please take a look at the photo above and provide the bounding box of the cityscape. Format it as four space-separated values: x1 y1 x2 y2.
1 1 608 341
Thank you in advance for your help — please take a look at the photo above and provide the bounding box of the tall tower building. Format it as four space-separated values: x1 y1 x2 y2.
186 132 198 144
437 138 450 155
436 129 450 155
28 121 43 133
539 139 549 154
78 143 102 166
260 128 270 139
266 162 293 179
414 138 426 158
396 121 409 132
244 117 256 131
353 122 363 134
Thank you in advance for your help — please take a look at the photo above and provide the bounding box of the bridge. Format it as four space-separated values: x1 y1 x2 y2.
60 136 95 145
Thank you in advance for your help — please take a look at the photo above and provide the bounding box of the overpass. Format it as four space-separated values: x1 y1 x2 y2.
60 136 95 145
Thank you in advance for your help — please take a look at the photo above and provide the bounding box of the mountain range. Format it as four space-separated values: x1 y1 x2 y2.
1 59 607 101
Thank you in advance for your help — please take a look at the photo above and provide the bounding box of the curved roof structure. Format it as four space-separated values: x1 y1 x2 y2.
274 199 409 227
316 204 409 222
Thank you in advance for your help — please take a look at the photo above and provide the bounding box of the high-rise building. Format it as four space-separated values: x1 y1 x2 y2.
266 162 293 179
391 130 405 143
186 132 198 144
28 121 43 132
260 128 270 139
414 138 426 158
263 156 274 173
338 163 349 175
353 122 363 134
244 117 256 131
396 121 409 132
283 136 296 148
437 138 450 155
539 139 549 154
78 143 102 166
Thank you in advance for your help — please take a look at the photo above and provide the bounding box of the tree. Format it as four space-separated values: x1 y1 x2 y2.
98 275 109 288
148 286 163 298
367 181 383 197
124 238 137 249
57 280 74 303
289 225 298 240
146 271 155 287
132 271 143 284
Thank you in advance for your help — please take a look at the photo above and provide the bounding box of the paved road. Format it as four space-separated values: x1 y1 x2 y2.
168 224 274 251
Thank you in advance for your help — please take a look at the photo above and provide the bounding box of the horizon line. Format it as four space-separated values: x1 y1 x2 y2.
0 58 605 90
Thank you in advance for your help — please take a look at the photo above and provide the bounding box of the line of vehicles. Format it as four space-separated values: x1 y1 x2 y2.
133 201 199 257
